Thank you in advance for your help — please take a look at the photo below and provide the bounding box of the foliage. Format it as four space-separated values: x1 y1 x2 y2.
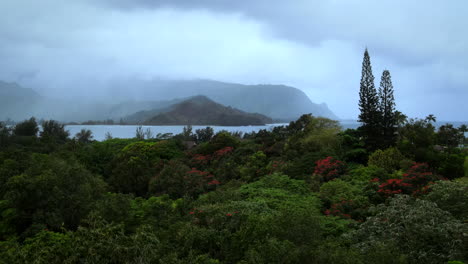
180 125 195 141
397 116 436 160
76 138 140 178
186 173 324 263
437 123 464 148
1 154 107 236
437 153 466 180
358 49 382 150
135 126 145 140
465 156 468 177
349 195 467 264
75 129 93 143
0 122 11 148
338 128 368 164
319 179 367 207
285 114 341 157
196 131 240 155
109 140 183 196
368 147 404 173
400 163 438 194
104 131 113 140
324 200 365 221
344 165 389 183
195 127 215 143
314 156 347 182
239 151 269 182
0 113 466 262
9 230 72 263
150 160 221 199
377 163 437 197
13 117 38 137
377 178 413 196
90 193 184 232
144 127 154 139
422 180 468 220
282 152 322 181
40 120 69 143
378 70 397 148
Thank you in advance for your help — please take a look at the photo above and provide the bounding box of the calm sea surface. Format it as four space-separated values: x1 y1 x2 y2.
65 124 289 141
65 121 468 141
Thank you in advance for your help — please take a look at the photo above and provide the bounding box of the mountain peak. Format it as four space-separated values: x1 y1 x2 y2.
186 95 215 104
143 96 272 126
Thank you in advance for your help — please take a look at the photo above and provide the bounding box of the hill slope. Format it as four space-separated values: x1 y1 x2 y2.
143 96 273 126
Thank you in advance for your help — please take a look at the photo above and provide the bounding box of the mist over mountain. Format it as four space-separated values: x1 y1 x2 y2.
0 79 338 122
0 82 114 122
109 79 338 121
106 97 188 122
0 81 42 121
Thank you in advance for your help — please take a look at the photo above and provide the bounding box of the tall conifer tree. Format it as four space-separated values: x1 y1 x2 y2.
378 70 397 147
358 49 381 149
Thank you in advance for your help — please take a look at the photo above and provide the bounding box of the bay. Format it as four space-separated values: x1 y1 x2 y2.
65 124 289 141
65 121 467 141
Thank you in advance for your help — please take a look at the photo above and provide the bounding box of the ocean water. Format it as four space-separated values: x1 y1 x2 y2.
65 121 468 141
65 124 289 141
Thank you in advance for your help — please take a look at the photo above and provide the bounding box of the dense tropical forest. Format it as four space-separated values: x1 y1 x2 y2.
0 51 467 264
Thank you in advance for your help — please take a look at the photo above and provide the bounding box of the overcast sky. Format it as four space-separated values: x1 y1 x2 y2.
0 0 467 120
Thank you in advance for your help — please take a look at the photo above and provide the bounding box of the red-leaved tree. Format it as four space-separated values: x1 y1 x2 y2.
314 156 347 182
377 163 437 197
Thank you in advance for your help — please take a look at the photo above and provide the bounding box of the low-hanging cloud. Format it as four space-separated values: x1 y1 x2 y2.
0 0 467 120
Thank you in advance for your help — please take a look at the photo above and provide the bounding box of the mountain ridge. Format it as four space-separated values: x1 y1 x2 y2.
109 79 338 121
0 79 338 122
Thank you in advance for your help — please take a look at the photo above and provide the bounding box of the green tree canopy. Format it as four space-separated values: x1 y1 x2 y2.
378 70 397 147
358 49 381 150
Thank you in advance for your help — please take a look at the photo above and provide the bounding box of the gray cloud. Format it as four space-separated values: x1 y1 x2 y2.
98 0 468 64
0 0 467 120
